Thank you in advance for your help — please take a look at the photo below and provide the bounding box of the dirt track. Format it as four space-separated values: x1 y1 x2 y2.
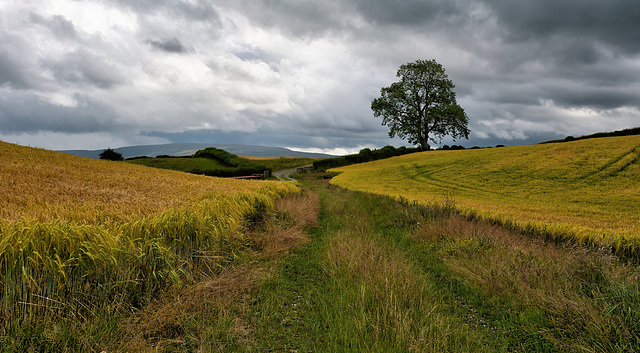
273 164 312 181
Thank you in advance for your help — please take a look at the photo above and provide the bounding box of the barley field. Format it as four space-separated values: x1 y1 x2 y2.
0 141 298 321
330 135 640 257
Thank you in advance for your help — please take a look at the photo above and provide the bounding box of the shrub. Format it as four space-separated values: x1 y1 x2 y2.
99 148 124 161
194 147 264 169
191 147 268 177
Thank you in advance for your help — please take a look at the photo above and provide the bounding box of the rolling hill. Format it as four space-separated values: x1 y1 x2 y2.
330 134 640 257
60 143 334 159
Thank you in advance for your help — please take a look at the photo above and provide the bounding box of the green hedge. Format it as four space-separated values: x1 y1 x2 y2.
313 145 422 171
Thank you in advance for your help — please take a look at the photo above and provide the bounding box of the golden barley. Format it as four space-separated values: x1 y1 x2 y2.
330 135 640 258
0 141 298 320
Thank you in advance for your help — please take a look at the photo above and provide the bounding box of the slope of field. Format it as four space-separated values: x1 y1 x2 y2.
0 142 297 223
330 135 640 255
0 141 298 323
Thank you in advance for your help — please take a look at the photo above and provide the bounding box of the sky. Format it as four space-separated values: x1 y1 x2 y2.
1 0 639 155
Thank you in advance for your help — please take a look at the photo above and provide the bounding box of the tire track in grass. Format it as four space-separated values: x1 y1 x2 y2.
249 182 488 352
249 178 640 352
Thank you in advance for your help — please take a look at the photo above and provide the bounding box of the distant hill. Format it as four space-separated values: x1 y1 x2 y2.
61 143 334 159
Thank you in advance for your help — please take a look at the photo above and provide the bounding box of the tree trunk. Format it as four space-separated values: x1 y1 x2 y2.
420 125 431 150
419 137 430 150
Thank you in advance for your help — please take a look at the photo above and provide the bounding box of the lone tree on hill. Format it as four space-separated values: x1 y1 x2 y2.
371 59 470 150
99 148 124 161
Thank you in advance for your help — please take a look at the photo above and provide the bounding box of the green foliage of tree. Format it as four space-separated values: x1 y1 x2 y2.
372 59 470 150
193 147 257 168
99 148 124 161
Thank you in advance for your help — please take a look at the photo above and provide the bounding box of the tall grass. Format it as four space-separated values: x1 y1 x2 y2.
0 188 296 323
308 185 640 351
117 191 319 351
414 212 640 351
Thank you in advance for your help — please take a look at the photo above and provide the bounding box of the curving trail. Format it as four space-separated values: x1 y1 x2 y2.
273 164 312 181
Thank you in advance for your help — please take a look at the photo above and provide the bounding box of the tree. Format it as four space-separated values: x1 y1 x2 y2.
371 59 470 150
99 148 124 161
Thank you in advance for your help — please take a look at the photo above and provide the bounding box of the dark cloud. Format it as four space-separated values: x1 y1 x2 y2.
216 0 348 37
0 92 120 134
484 0 640 53
352 0 461 26
41 50 127 89
545 85 640 110
114 0 222 23
0 31 43 90
173 1 222 22
144 37 194 54
2 0 640 152
0 47 35 89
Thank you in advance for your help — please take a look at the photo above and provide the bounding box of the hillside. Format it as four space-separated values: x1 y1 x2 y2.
61 143 334 159
0 141 296 223
0 140 299 348
330 135 640 256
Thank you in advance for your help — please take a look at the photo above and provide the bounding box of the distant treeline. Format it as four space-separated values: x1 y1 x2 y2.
542 127 640 144
313 145 422 171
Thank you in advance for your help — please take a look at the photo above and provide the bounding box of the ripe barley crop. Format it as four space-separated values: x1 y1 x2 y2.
0 141 298 321
330 135 640 259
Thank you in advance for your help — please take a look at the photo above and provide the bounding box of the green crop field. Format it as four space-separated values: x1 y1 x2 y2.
127 155 319 175
126 156 228 172
330 135 640 257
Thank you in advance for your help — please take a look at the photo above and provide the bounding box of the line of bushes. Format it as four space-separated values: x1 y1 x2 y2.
313 145 422 171
542 127 640 144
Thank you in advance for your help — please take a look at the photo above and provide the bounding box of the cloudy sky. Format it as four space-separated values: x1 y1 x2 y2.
1 0 639 154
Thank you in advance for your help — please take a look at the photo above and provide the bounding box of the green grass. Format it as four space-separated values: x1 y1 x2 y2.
126 156 228 172
249 181 640 352
330 135 640 258
247 157 320 172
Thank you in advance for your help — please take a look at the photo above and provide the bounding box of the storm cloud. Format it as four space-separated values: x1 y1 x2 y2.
0 0 639 152
144 38 194 54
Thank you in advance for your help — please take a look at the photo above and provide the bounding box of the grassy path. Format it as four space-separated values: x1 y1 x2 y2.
248 179 640 352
